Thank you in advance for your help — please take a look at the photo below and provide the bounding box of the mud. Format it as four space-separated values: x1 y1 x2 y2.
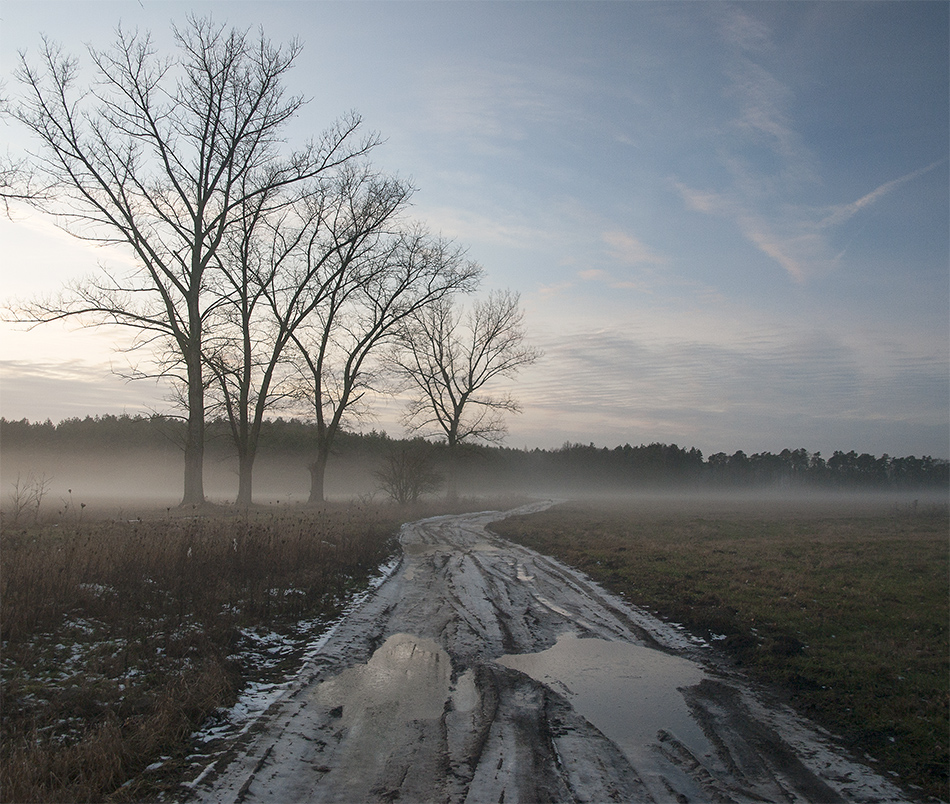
184 504 910 803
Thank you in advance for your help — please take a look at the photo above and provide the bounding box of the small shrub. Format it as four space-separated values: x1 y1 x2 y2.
5 472 52 527
374 441 443 504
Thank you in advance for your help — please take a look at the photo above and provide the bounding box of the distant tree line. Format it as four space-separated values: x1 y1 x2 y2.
704 447 950 489
3 416 947 493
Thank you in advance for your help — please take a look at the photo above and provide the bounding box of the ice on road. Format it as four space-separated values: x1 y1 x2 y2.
186 504 908 803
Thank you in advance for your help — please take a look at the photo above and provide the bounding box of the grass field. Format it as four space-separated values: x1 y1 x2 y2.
492 494 949 802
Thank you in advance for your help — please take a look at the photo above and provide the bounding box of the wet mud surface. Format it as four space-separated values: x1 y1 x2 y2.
184 504 910 803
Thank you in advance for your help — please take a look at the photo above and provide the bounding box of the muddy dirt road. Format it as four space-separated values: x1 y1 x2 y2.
186 504 909 803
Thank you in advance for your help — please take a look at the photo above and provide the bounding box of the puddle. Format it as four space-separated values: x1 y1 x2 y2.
315 633 452 723
496 632 711 769
311 633 468 799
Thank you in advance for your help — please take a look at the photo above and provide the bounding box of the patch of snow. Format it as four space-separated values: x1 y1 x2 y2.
189 551 402 748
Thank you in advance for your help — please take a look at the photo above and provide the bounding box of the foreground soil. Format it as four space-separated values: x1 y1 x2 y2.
183 504 912 803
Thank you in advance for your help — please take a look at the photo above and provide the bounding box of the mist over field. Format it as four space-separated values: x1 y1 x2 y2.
0 448 376 510
2 437 946 516
3 435 945 802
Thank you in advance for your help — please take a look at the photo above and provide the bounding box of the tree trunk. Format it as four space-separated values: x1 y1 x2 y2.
236 451 254 507
308 448 329 504
445 442 459 502
181 355 205 507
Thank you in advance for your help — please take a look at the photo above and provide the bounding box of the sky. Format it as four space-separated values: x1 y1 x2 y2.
1 0 947 459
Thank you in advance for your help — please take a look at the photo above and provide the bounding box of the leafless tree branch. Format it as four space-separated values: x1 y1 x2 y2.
393 289 541 496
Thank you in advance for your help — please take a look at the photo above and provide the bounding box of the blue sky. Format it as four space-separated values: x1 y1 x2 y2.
1 1 947 458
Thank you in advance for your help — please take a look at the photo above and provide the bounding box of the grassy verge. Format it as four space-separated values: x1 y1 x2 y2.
2 498 508 803
492 495 949 802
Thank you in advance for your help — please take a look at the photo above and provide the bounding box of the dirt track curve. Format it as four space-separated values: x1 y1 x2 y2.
184 504 909 804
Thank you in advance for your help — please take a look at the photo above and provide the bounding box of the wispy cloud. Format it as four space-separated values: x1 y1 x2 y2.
676 184 723 215
577 268 652 292
412 204 551 250
677 157 946 283
0 213 141 298
511 322 949 453
602 230 669 267
0 359 168 421
718 7 772 53
416 59 585 150
536 280 575 299
733 213 815 283
673 7 946 285
819 160 947 229
675 179 810 279
718 7 818 189
671 7 853 282
726 60 816 187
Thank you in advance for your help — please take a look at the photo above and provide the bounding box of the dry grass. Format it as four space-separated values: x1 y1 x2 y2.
0 503 406 803
493 494 949 802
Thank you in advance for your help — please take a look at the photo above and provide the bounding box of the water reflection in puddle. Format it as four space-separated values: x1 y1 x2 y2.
496 632 711 769
311 634 462 800
315 633 452 724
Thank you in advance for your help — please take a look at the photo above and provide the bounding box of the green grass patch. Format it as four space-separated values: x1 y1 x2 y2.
492 496 949 802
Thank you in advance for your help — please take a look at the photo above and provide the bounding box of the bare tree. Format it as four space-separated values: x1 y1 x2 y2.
202 181 288 507
205 163 411 505
374 440 443 505
292 229 481 504
6 472 52 526
394 290 540 498
8 18 373 505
